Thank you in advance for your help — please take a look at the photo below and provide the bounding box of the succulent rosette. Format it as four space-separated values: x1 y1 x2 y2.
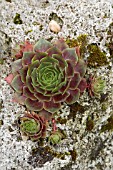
88 76 106 98
6 39 87 120
49 131 63 145
20 112 46 141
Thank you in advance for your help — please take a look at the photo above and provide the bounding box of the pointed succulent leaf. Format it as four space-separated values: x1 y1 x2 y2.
11 75 23 93
66 88 80 104
34 39 52 52
23 86 37 100
12 93 26 105
54 38 68 51
25 98 43 111
34 92 51 101
74 59 86 77
38 109 52 121
62 48 78 63
46 46 61 56
31 68 39 86
22 52 35 66
44 100 61 113
69 72 81 90
78 78 87 92
53 92 69 103
52 54 67 69
31 52 47 62
59 81 70 94
40 56 59 65
26 75 34 93
5 74 14 85
28 60 39 76
19 66 28 83
65 60 74 78
12 59 22 73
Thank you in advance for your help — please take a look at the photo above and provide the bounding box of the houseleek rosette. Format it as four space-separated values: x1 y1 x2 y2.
6 39 87 120
20 112 46 141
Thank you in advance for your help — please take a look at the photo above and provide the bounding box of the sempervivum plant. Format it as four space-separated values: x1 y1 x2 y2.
6 39 87 120
88 76 106 98
49 131 63 145
19 112 46 141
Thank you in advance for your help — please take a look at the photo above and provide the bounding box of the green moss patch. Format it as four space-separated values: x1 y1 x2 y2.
66 34 88 58
87 43 108 67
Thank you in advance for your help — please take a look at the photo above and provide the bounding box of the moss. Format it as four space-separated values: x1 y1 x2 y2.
86 116 94 131
66 38 78 48
77 34 88 58
100 114 113 132
66 34 88 58
87 43 108 67
13 13 23 24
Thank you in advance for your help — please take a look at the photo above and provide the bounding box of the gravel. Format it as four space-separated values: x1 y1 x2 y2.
0 0 113 169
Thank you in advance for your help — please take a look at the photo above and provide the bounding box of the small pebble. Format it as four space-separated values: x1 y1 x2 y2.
49 20 61 33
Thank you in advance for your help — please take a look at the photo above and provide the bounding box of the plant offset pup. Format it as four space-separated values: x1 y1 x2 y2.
6 39 87 121
20 112 46 141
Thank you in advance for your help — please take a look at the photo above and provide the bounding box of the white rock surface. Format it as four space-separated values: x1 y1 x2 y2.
0 0 113 170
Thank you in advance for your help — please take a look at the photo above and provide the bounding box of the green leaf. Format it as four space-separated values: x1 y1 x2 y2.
34 39 52 52
11 74 23 93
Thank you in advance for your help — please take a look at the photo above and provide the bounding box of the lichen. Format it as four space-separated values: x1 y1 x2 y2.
100 114 113 132
13 13 23 24
28 146 70 168
27 146 54 168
